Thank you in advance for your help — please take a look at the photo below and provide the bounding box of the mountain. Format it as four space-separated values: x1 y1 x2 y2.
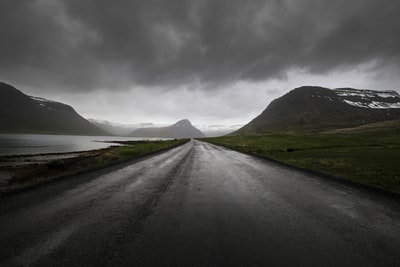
130 119 205 138
235 86 400 134
0 82 107 135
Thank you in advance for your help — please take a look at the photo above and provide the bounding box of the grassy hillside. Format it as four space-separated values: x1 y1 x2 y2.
201 128 400 193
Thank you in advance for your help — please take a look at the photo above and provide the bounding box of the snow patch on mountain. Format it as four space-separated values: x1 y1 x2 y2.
30 96 64 111
335 89 398 98
343 100 400 109
334 88 400 109
30 96 58 104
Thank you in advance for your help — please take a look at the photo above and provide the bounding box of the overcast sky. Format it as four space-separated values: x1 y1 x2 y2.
1 0 400 127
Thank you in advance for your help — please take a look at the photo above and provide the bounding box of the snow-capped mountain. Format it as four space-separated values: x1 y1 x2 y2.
235 86 400 134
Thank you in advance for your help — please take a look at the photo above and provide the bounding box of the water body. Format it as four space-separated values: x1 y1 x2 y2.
0 134 163 156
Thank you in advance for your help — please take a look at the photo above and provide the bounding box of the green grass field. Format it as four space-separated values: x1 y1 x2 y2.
201 129 400 193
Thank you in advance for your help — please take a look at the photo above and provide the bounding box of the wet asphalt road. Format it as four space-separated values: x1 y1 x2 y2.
0 140 399 266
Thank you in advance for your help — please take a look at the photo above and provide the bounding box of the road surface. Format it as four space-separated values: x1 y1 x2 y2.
0 140 399 266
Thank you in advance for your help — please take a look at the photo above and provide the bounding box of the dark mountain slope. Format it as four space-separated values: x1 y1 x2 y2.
0 82 107 135
236 86 400 134
131 119 205 138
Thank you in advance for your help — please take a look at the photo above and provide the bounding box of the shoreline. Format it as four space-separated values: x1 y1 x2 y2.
0 139 189 195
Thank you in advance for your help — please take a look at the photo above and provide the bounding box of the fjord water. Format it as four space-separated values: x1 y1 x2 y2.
0 134 156 156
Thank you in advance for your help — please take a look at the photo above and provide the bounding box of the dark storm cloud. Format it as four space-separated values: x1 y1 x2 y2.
1 0 399 92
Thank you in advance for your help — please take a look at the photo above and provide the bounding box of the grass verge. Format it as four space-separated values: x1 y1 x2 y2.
200 129 400 194
1 139 189 195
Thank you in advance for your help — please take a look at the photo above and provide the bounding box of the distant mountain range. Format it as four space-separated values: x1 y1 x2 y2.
199 124 244 137
90 119 239 137
88 119 156 136
235 86 400 134
0 82 107 135
130 119 205 138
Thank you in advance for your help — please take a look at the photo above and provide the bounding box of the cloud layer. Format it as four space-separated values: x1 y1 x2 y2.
1 0 400 92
